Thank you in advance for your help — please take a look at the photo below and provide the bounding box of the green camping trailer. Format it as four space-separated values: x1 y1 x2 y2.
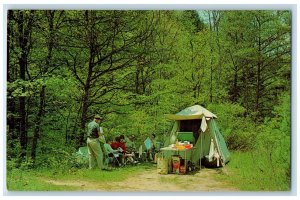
164 105 230 169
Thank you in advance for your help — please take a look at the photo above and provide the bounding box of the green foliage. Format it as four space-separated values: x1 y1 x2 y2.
6 139 21 159
217 92 290 191
7 10 291 191
7 79 45 98
33 145 79 170
219 151 290 191
208 103 256 151
256 92 291 184
7 145 80 171
218 10 291 118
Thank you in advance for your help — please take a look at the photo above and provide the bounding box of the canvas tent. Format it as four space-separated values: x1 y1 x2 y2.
164 105 230 168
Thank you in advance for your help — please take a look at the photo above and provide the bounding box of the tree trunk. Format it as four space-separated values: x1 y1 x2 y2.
233 65 238 101
31 86 45 161
135 66 140 94
7 10 12 82
30 11 56 161
229 48 239 102
65 109 71 144
209 48 213 103
7 10 17 146
78 11 95 147
208 11 213 103
213 11 221 103
255 14 262 122
79 86 90 146
17 11 30 160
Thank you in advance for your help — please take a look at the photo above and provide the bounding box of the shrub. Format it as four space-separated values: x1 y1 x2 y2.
255 92 291 188
222 92 291 191
34 146 82 171
208 103 256 151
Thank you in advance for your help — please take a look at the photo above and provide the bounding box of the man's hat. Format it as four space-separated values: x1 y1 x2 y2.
94 115 103 119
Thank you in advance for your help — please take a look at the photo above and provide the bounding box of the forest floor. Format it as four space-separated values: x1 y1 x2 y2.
42 166 239 192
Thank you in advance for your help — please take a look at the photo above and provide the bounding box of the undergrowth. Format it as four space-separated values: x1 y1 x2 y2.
216 151 290 191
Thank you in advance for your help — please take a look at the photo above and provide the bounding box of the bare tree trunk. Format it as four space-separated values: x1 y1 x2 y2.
7 10 17 146
135 66 140 94
65 109 71 144
79 86 90 146
7 10 12 82
78 11 95 147
255 14 262 122
17 11 34 160
30 10 56 161
31 86 45 161
213 11 221 103
208 11 214 103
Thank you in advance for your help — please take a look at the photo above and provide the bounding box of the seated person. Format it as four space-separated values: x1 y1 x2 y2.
124 134 137 152
109 136 125 165
103 138 122 166
111 136 125 150
125 152 138 164
119 134 137 164
104 138 120 156
126 134 139 159
111 136 123 150
119 134 127 152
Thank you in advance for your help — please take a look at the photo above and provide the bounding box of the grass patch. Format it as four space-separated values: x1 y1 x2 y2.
159 175 181 184
215 151 290 191
6 163 156 191
6 168 78 191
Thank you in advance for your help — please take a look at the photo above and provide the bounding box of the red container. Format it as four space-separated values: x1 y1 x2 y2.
172 161 180 173
179 166 186 174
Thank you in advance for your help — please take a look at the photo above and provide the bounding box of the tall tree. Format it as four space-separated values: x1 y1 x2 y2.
30 10 65 161
62 11 155 146
7 10 17 148
221 11 291 120
16 10 35 160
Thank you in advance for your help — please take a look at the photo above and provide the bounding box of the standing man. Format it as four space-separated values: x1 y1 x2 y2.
87 115 104 170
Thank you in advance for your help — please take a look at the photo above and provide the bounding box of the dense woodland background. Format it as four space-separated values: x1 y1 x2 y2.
6 10 291 190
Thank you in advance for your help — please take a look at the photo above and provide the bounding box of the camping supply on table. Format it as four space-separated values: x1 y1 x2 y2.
177 132 195 145
174 144 185 150
173 140 193 150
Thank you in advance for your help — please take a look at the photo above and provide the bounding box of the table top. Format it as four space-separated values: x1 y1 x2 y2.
160 147 193 151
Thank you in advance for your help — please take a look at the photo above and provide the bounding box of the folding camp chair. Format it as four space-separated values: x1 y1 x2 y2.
107 152 122 168
103 146 123 168
143 137 153 161
137 145 147 163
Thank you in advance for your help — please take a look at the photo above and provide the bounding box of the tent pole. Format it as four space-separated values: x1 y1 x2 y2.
200 131 202 170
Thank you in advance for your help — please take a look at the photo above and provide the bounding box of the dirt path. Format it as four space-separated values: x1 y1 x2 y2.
44 167 238 192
